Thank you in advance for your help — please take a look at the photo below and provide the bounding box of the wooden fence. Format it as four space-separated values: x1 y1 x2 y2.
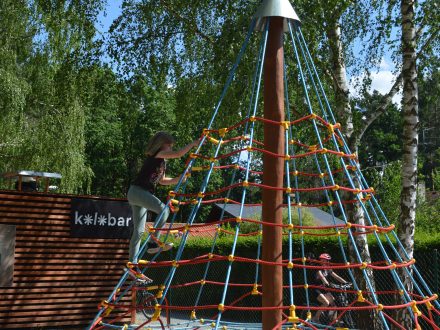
0 190 130 329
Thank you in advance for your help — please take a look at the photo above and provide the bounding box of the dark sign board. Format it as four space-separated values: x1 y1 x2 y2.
70 198 133 239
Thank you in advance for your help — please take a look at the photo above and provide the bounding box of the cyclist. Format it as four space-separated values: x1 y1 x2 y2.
311 253 350 324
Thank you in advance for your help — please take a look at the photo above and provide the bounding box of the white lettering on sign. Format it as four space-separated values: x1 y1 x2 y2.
74 211 130 228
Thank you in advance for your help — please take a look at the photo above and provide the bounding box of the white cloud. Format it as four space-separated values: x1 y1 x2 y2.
349 58 402 106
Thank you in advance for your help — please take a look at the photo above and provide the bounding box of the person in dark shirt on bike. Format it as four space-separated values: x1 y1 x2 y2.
311 253 350 324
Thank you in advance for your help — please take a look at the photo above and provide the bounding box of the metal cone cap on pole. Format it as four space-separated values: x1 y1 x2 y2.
254 0 300 31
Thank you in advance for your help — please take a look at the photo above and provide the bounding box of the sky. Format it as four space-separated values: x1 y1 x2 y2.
97 1 402 106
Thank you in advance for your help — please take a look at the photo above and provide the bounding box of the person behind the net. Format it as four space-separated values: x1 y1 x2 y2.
128 131 198 263
311 253 350 324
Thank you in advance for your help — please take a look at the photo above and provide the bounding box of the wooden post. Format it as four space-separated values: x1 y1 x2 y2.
262 16 285 330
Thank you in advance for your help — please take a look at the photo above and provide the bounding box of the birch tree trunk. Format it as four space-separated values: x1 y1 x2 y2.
396 0 418 327
326 19 380 330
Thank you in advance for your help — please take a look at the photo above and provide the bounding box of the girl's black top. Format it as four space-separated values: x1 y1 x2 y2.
133 155 166 193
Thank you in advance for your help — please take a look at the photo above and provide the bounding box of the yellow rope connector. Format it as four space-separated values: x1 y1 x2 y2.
208 253 213 259
224 197 230 203
211 322 216 328
360 262 368 269
328 200 334 206
200 279 206 285
216 227 221 233
218 304 225 312
345 222 352 229
168 190 176 197
197 192 205 198
219 128 228 137
246 146 253 152
251 283 260 295
357 290 365 302
328 124 335 133
302 257 307 264
337 230 341 236
172 260 179 268
293 170 299 176
300 230 305 236
288 305 299 323
148 226 156 233
320 148 328 154
152 304 162 321
103 305 114 317
332 185 340 191
281 121 290 129
286 187 292 193
242 181 249 187
138 259 149 266
191 199 198 205
190 153 197 159
377 303 384 311
426 299 434 310
353 188 361 194
304 283 309 289
190 310 197 320
411 300 422 316
298 202 302 208
99 300 109 309
156 288 164 299
310 113 317 119
191 166 203 172
319 172 325 178
399 289 404 296
203 128 209 136
122 325 128 330
287 262 294 269
234 164 240 169
308 145 317 151
236 217 242 223
306 311 312 320
285 154 291 160
170 199 180 206
289 139 295 145
200 318 205 324
172 207 180 213
287 223 294 231
349 153 357 159
184 224 190 233
249 116 256 122
228 255 235 262
208 136 220 145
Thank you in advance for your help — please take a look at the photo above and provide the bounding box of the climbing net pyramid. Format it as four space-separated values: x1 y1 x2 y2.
88 11 440 330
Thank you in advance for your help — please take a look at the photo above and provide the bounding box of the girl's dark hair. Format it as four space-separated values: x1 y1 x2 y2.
145 131 176 156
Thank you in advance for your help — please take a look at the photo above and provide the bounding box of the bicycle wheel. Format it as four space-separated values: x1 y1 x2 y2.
136 289 158 321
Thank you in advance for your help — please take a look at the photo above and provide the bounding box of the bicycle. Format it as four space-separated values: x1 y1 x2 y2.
125 268 160 324
328 282 356 328
301 282 357 329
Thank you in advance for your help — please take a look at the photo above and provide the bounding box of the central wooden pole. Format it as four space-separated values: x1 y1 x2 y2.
262 16 285 330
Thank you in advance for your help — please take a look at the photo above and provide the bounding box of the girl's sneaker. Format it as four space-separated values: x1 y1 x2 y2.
147 241 173 254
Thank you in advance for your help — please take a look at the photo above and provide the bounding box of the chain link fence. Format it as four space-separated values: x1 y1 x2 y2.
144 248 440 328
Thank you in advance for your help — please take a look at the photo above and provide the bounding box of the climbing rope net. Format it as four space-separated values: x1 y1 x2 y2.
88 17 440 330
